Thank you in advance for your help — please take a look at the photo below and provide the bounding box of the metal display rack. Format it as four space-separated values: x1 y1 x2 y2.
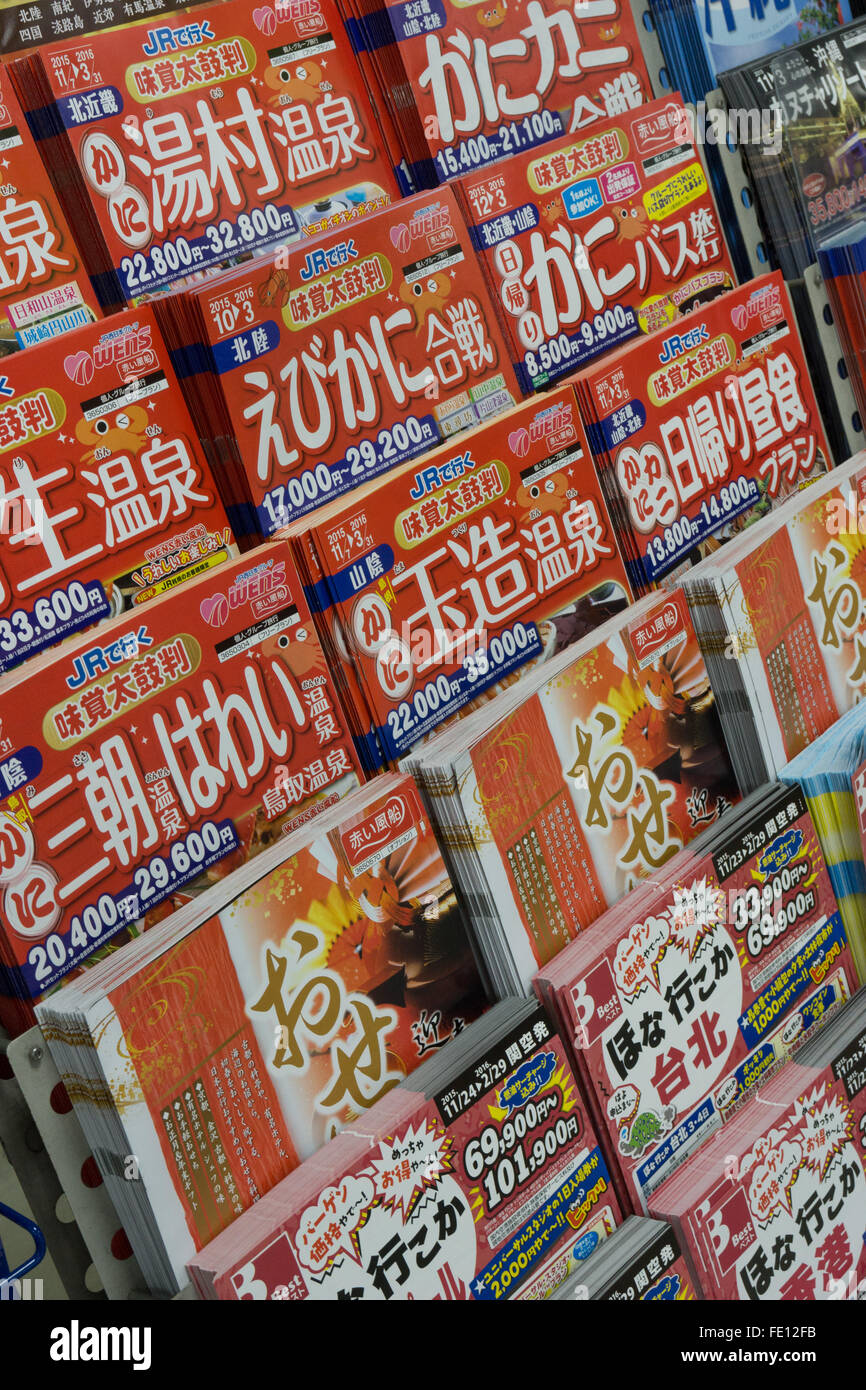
699 87 864 466
1 1024 145 1300
631 0 669 100
803 263 865 463
0 1200 44 1296
1 1023 197 1301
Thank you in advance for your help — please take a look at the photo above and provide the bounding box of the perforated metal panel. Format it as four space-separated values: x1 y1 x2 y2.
5 1026 199 1300
1 1028 90 1299
803 263 865 464
631 0 668 101
7 1026 147 1301
702 88 767 279
672 88 863 465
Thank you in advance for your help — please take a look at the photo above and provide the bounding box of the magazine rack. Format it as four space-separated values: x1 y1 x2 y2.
1 1027 99 1301
704 89 769 277
802 263 865 460
0 21 858 1303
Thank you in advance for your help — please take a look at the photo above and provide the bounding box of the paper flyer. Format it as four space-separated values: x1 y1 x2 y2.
457 94 735 393
305 388 631 763
0 543 361 1021
28 0 399 304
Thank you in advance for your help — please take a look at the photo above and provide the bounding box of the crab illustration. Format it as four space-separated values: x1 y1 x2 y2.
516 471 570 516
75 403 150 464
616 204 650 241
399 270 452 326
540 194 564 226
263 59 324 107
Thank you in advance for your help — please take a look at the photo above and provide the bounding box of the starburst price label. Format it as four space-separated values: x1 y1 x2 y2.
200 1001 623 1300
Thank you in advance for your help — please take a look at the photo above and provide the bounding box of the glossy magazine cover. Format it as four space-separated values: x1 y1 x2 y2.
304 388 632 764
541 783 856 1213
651 1009 866 1299
457 94 735 393
578 272 832 588
0 64 101 349
719 455 866 765
700 0 851 92
0 305 236 676
598 1224 698 1300
379 0 652 184
768 19 866 251
455 587 739 983
68 775 485 1278
191 188 518 536
31 0 399 303
191 1001 623 1300
0 542 361 1029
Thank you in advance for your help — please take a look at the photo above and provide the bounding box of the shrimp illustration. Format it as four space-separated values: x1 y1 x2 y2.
259 266 291 309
